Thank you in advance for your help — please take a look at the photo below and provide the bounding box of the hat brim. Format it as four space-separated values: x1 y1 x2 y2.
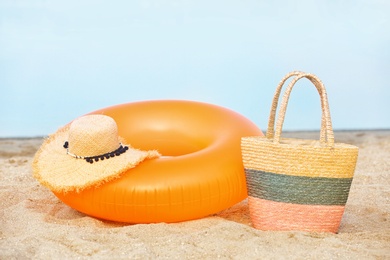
32 124 160 193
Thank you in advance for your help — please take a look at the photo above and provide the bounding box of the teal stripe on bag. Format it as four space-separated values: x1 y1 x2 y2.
245 169 353 205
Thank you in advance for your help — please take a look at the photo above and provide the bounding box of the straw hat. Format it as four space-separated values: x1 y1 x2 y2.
32 115 161 193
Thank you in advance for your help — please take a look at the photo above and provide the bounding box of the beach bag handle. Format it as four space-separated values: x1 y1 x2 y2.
266 71 335 147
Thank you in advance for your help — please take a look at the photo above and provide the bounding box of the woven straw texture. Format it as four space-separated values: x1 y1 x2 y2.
241 71 359 233
248 197 345 233
33 115 160 193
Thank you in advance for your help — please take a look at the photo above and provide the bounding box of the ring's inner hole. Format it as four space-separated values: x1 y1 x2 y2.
125 130 209 157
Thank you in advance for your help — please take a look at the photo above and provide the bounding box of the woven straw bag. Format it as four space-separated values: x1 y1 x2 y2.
241 71 359 233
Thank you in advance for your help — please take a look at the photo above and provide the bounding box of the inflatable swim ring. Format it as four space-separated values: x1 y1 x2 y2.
54 100 263 223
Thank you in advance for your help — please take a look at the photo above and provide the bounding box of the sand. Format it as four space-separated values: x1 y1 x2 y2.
1 131 389 259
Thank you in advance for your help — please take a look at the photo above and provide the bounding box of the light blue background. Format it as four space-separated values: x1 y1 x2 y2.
1 0 389 137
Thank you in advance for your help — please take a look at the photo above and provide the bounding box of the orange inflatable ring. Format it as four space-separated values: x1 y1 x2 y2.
54 100 263 223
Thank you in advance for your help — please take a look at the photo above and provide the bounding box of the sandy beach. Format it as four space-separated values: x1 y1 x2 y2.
1 131 389 259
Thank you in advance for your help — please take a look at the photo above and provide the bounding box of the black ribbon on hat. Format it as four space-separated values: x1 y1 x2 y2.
63 141 129 164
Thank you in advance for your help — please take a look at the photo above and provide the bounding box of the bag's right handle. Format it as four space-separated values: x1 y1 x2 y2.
266 71 334 147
